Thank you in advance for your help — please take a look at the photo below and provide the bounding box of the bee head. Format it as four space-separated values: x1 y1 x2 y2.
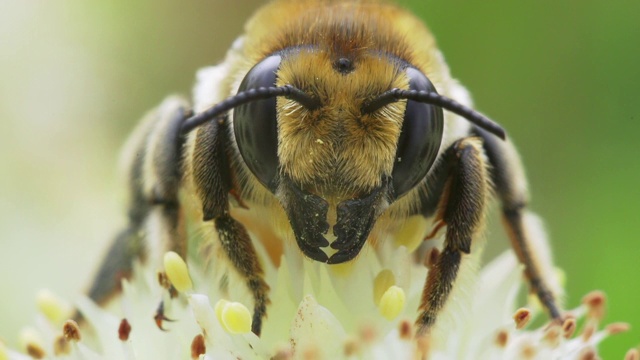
233 48 448 200
180 48 505 264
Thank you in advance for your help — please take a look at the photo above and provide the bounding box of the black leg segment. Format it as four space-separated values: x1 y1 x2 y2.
214 214 270 335
192 116 271 335
474 127 562 321
416 137 489 335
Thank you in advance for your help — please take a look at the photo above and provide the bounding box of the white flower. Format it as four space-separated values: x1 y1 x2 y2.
3 239 634 360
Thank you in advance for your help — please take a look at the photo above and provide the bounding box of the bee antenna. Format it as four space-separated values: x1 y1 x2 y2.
363 88 506 140
181 85 320 134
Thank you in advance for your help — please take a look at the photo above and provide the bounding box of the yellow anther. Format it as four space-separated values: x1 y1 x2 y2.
378 285 405 320
214 299 229 327
215 299 252 334
373 269 396 306
393 216 428 252
36 289 69 324
163 251 193 292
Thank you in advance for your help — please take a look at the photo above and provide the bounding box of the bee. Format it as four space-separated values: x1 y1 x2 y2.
86 0 563 336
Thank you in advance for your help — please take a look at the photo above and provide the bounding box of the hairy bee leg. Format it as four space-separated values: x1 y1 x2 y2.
410 153 450 263
85 97 190 307
474 128 562 320
214 214 270 335
416 137 489 336
192 118 270 336
86 228 145 305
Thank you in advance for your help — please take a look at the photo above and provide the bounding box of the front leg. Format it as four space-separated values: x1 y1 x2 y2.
416 137 489 335
192 118 270 335
474 127 562 321
214 214 270 335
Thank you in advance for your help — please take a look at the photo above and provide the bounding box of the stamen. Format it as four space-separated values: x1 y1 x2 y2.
343 337 360 357
158 271 179 298
301 344 320 360
520 342 537 359
562 317 577 339
398 319 413 340
543 325 561 348
26 344 45 359
578 347 597 360
359 324 378 344
215 299 252 334
513 308 532 329
158 271 172 290
36 289 69 324
62 320 81 342
164 251 193 293
373 269 396 306
119 318 132 341
191 334 206 359
605 322 630 335
272 347 293 360
378 285 406 320
495 329 509 348
20 328 45 359
583 291 606 321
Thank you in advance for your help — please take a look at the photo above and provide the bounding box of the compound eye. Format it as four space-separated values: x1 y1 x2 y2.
233 54 282 191
391 67 444 198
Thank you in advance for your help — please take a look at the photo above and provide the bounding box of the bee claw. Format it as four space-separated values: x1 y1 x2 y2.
154 300 176 331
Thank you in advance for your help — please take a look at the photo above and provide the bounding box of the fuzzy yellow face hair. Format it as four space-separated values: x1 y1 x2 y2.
276 50 408 196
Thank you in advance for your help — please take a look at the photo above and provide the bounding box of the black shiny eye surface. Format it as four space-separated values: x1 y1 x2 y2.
391 67 444 198
233 55 282 191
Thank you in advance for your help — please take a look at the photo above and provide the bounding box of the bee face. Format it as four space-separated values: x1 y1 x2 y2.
232 43 445 263
233 51 402 195
277 50 408 196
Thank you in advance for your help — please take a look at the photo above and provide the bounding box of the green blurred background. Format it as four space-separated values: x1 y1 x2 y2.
1 0 637 357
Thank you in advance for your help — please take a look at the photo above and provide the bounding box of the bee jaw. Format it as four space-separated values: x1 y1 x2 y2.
278 175 392 264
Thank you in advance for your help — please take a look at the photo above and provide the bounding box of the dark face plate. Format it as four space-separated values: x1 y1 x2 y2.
278 175 391 264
